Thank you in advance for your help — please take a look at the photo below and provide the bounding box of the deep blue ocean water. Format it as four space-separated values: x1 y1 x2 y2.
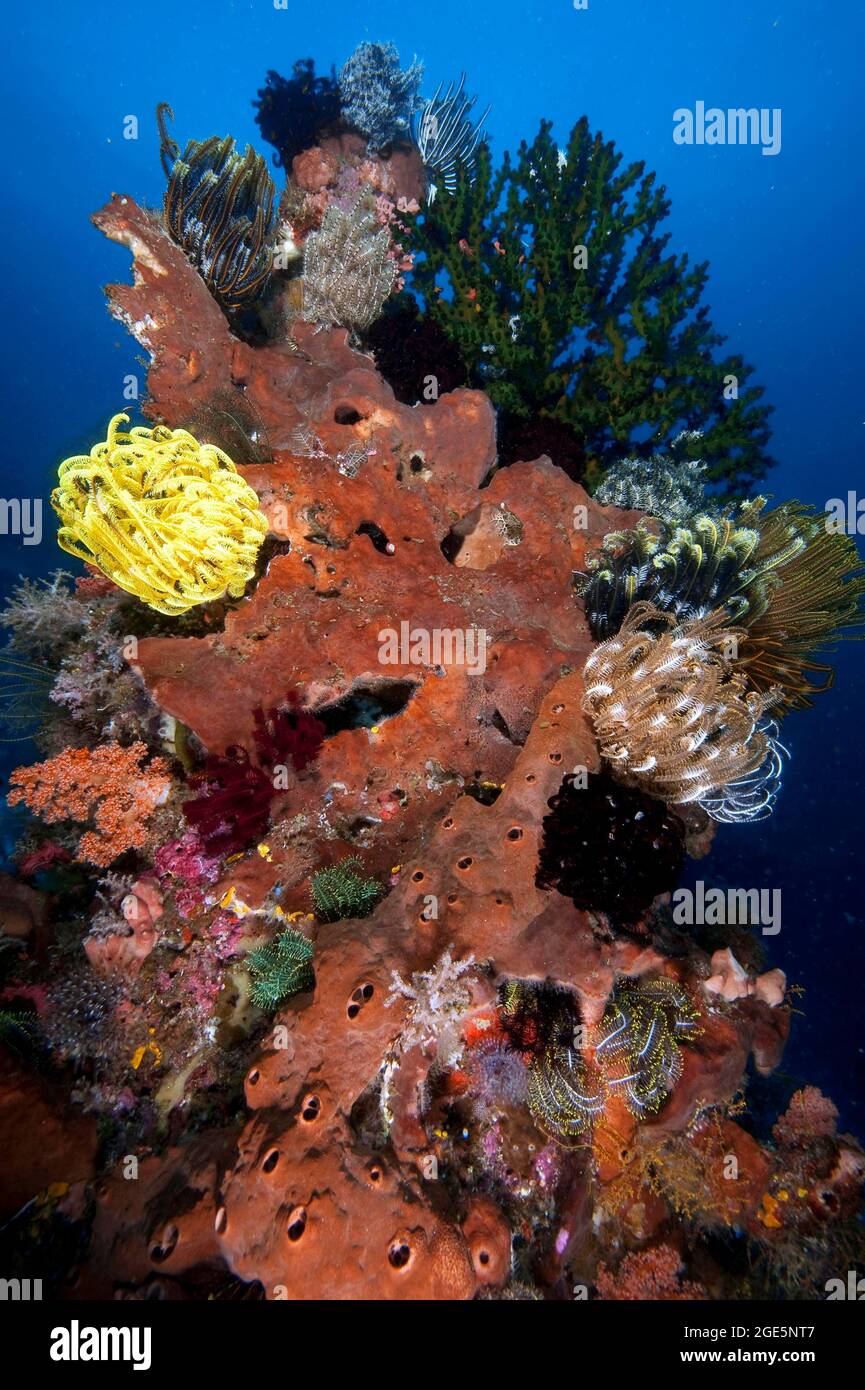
2 0 863 1129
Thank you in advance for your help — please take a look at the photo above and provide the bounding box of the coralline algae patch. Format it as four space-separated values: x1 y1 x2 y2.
1 38 863 1302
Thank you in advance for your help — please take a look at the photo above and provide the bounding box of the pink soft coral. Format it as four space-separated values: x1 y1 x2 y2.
773 1086 839 1149
595 1245 706 1300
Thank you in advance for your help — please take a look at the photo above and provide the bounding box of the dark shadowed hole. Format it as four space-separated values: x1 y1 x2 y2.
315 679 419 734
464 781 503 806
287 1207 307 1242
150 1224 178 1264
334 405 363 425
440 527 464 564
301 1094 321 1122
490 709 522 745
388 1239 412 1269
356 521 392 554
262 1149 280 1173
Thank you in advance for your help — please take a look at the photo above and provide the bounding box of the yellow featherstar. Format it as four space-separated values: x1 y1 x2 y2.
51 413 268 615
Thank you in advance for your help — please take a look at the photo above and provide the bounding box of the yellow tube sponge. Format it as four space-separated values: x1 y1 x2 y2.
52 413 268 615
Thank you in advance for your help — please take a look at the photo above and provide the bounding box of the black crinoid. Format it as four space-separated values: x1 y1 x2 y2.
158 103 277 312
253 59 342 170
496 412 586 482
536 771 685 924
364 298 469 404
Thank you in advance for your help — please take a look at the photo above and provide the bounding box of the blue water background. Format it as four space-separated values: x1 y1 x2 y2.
2 0 863 1128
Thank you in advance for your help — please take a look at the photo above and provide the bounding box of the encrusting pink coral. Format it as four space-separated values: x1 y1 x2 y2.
595 1245 707 1301
154 830 222 919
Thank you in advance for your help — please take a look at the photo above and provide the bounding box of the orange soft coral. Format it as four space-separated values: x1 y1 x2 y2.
7 741 170 867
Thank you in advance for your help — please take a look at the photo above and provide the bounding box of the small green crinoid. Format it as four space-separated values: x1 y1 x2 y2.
0 1008 36 1056
311 858 384 923
246 927 314 1011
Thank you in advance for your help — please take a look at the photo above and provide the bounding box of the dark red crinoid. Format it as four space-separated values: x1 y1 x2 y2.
252 695 325 773
184 693 325 857
184 750 273 858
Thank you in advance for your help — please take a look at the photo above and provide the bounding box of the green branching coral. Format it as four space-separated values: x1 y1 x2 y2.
311 858 383 922
406 118 773 494
246 926 314 1010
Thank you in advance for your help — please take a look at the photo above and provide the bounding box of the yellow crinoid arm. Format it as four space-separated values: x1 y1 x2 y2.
51 412 268 615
